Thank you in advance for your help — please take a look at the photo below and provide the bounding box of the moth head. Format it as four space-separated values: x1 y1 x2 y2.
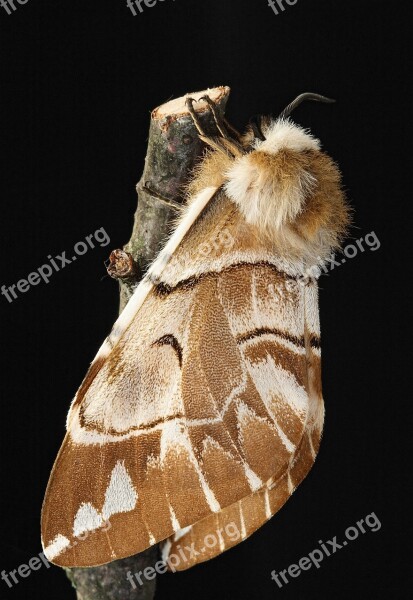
225 94 350 255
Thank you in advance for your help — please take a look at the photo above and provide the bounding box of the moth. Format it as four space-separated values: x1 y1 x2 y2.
42 92 350 570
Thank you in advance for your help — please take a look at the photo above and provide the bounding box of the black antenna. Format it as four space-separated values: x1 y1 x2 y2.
249 115 266 141
279 93 335 120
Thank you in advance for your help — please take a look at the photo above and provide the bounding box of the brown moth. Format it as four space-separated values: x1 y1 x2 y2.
41 93 350 570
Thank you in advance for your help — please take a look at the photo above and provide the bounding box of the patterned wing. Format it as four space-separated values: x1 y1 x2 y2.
161 276 324 569
41 262 320 568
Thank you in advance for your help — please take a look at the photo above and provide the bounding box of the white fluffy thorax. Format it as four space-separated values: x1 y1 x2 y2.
255 119 320 154
224 119 320 234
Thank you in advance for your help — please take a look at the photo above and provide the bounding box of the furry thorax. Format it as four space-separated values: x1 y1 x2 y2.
186 118 350 270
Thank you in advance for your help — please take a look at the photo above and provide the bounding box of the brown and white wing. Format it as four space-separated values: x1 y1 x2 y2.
41 262 320 568
161 270 324 570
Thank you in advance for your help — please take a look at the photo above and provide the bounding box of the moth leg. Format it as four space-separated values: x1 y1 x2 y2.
186 97 208 137
186 97 243 157
199 94 229 139
200 95 244 156
185 99 229 155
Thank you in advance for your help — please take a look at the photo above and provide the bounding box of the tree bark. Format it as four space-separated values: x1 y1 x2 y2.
66 86 231 599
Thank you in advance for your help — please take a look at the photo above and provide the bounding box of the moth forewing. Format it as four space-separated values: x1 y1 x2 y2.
42 116 348 569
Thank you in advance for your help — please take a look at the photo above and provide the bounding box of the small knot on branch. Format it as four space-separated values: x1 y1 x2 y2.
106 250 140 281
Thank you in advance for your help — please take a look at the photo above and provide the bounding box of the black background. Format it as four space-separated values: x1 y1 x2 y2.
0 1 410 599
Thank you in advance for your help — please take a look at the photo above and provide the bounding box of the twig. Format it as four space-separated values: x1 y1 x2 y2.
65 86 231 599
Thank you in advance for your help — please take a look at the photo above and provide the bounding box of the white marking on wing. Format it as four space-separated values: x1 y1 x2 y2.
161 420 221 513
239 502 247 539
308 434 316 459
43 534 70 561
264 488 271 519
161 538 172 563
102 461 138 521
73 502 103 538
243 463 262 492
169 505 181 532
248 356 307 417
174 525 192 542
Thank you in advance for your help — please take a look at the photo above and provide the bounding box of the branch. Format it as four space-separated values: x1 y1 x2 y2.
66 86 231 599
